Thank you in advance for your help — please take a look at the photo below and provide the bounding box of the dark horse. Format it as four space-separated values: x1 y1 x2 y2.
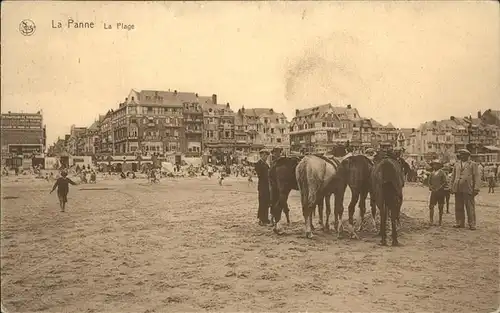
371 157 405 246
336 154 376 232
269 156 302 234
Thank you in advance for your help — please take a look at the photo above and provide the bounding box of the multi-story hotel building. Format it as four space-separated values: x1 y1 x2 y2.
232 107 290 154
1 111 46 157
289 104 344 154
405 113 500 162
203 102 236 154
184 94 215 156
96 89 215 156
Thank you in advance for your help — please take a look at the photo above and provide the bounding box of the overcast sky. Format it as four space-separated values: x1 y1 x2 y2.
2 1 498 145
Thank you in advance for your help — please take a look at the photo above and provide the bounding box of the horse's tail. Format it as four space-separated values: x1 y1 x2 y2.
296 160 310 209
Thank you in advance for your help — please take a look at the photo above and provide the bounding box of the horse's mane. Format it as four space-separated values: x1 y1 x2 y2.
341 154 374 167
310 154 341 168
274 156 302 168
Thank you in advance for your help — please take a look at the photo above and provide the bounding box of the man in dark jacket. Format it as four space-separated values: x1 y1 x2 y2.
255 149 271 225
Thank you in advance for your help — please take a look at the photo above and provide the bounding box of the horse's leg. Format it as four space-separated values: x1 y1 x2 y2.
379 201 388 246
272 191 285 235
334 187 345 239
348 187 359 227
391 195 402 246
300 187 313 239
324 193 331 232
304 207 314 239
333 183 346 233
309 209 315 238
390 197 400 246
357 189 368 232
391 213 399 246
317 195 324 229
370 193 377 232
283 189 291 224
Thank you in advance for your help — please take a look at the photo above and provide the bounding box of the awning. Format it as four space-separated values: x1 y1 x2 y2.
484 146 500 152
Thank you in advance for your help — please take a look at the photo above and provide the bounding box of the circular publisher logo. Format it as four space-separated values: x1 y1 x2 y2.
19 19 36 36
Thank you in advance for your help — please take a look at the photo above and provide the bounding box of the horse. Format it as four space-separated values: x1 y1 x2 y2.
295 155 345 238
269 156 302 234
336 154 376 232
370 157 405 246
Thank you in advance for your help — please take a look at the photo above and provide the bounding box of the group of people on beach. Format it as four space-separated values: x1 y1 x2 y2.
424 148 493 230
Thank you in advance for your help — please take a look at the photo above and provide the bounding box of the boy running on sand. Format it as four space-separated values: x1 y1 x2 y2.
50 170 78 212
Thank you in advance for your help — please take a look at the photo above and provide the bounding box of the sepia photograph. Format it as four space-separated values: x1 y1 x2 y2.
1 1 499 312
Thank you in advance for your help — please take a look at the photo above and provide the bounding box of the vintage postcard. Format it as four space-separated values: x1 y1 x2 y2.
1 1 499 312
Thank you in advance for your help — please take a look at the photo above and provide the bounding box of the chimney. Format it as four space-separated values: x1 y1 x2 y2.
347 104 352 109
174 90 177 95
477 111 481 118
269 108 274 113
450 116 455 120
226 102 230 108
241 106 245 113
411 128 415 132
195 93 198 98
212 94 217 104
295 109 300 116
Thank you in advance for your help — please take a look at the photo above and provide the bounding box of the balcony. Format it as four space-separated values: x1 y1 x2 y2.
183 109 203 115
143 136 162 141
185 129 202 134
184 118 203 123
289 126 340 135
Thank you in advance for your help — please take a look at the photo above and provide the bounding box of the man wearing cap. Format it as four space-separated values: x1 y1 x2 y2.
270 147 283 165
450 149 480 230
254 149 271 225
428 159 448 226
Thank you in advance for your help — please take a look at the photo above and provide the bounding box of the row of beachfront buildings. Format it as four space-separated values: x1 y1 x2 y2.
35 88 500 163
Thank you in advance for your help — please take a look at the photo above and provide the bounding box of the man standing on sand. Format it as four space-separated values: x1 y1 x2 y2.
428 159 448 226
50 170 78 212
450 149 480 230
254 149 271 226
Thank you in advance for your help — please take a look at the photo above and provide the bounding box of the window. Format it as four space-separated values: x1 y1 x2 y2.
277 138 282 143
